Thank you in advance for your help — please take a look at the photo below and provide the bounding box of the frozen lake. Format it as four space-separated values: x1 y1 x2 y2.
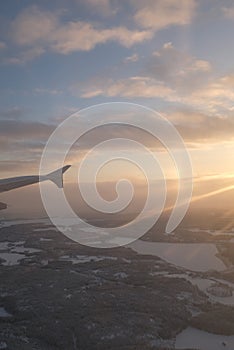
176 327 234 350
129 240 226 272
0 241 41 266
0 307 12 318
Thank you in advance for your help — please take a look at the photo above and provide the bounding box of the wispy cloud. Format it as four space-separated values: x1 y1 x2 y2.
51 23 153 54
1 105 234 179
79 42 234 115
6 47 45 65
10 6 59 46
167 109 234 143
4 1 199 63
0 160 40 174
184 74 234 113
78 43 212 102
80 76 175 99
124 53 139 63
0 119 55 174
146 42 212 90
132 0 196 30
222 6 234 19
0 120 54 148
2 109 234 162
0 107 27 120
34 88 62 95
83 0 119 16
0 42 6 49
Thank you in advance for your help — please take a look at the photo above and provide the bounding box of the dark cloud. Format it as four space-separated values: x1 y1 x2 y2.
1 110 234 178
169 109 234 143
0 119 55 140
0 107 28 120
0 160 40 175
0 120 55 174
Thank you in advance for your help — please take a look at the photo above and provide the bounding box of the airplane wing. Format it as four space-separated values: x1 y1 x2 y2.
0 165 71 194
0 202 7 210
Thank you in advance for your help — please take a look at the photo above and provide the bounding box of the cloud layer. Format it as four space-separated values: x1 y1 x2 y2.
7 5 153 63
80 42 234 115
1 1 199 63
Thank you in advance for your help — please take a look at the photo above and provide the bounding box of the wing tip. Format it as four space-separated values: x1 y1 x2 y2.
46 165 71 188
62 165 72 174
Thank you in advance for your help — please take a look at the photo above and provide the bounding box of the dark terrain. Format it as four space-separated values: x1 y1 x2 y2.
0 220 234 349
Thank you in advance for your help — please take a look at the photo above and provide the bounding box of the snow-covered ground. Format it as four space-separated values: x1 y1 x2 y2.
0 218 50 228
60 255 117 264
189 227 234 236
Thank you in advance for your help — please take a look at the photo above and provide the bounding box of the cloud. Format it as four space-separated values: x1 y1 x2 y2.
4 2 199 63
1 107 234 178
6 47 45 65
10 6 59 46
124 53 139 63
167 109 234 143
0 119 55 173
0 107 27 120
79 43 212 103
78 41 234 115
73 108 234 145
143 43 234 113
0 119 54 141
222 6 234 19
83 0 118 16
80 76 175 99
0 160 40 174
147 42 211 91
51 22 153 54
0 42 6 49
185 74 234 112
34 88 62 95
8 5 153 60
132 0 196 30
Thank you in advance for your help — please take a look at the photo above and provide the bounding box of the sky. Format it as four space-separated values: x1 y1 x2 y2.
0 0 234 181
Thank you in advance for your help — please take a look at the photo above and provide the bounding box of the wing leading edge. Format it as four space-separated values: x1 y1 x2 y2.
0 165 71 193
